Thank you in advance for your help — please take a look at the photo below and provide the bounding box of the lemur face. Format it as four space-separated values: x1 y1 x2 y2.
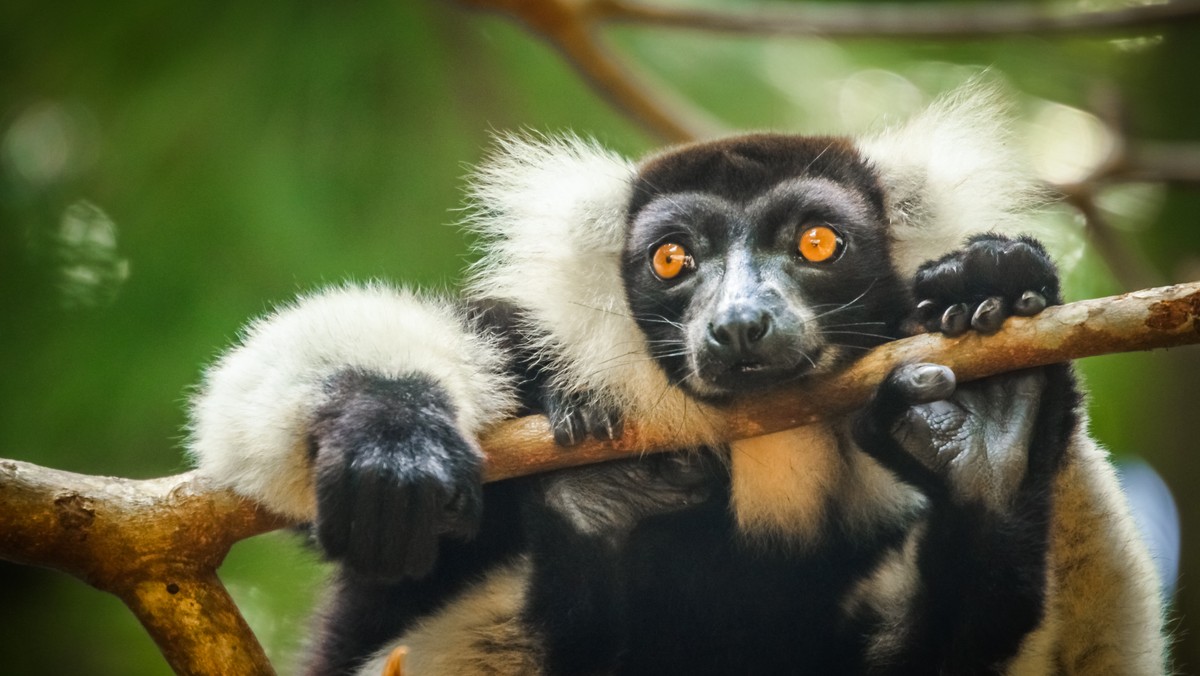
621 135 910 399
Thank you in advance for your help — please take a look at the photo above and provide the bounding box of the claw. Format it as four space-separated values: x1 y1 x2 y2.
1013 290 1047 317
892 363 957 404
915 299 939 323
941 303 970 337
970 296 1007 334
552 409 582 446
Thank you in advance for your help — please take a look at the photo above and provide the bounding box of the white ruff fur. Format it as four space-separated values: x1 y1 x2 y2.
188 283 515 519
464 133 727 446
857 82 1046 278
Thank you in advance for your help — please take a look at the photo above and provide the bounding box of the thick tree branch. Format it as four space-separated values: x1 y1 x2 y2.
0 464 287 675
1 282 1198 674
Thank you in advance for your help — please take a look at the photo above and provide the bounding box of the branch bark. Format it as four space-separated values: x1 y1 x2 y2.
1 282 1198 674
456 0 724 142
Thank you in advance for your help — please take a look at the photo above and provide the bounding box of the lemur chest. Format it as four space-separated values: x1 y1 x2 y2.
728 423 847 542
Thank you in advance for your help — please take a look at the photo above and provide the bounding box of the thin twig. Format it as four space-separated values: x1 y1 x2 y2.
1062 190 1164 292
1114 142 1200 185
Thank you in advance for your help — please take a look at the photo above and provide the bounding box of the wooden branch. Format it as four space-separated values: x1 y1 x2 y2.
1 282 1197 674
591 0 1200 40
482 281 1200 480
1112 142 1200 186
0 464 288 675
454 0 1200 147
456 0 722 141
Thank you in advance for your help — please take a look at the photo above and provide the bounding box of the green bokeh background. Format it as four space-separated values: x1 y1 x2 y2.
1 2 1197 674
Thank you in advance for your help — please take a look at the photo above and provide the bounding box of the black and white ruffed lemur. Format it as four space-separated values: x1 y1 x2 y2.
188 85 1167 675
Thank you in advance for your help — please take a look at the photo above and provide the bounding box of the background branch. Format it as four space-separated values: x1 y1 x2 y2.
456 0 1200 142
592 0 1200 39
2 282 1198 675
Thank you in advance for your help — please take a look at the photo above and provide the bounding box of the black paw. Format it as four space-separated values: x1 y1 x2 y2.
310 370 483 580
856 363 1057 508
544 388 624 447
912 234 1060 337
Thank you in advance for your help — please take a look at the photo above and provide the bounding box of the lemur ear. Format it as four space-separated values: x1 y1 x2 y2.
855 81 1047 278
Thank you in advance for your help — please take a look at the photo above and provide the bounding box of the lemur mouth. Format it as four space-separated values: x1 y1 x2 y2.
701 357 820 395
732 361 770 374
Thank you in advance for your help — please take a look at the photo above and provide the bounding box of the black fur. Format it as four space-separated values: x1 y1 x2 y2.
525 451 726 674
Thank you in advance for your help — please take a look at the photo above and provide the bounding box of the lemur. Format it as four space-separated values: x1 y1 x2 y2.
189 85 1167 675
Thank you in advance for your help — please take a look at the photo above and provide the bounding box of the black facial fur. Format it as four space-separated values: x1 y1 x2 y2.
622 135 911 398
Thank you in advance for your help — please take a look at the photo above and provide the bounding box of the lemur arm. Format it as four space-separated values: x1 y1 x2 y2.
188 283 517 577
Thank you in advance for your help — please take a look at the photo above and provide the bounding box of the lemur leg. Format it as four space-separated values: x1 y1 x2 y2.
853 234 1079 674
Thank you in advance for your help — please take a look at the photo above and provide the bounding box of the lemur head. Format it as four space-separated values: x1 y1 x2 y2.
621 135 910 400
467 84 1039 425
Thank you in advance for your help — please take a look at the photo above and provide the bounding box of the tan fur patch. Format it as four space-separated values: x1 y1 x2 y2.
1036 432 1167 675
356 559 544 676
730 423 842 543
842 524 923 665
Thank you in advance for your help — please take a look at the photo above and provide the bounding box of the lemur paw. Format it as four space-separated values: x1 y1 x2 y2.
310 370 484 580
856 363 1051 509
544 388 624 447
911 234 1060 337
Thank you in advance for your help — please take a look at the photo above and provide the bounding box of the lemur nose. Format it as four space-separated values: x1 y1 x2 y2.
708 306 772 354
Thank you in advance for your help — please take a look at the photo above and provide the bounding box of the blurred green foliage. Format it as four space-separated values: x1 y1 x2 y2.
1 1 1197 674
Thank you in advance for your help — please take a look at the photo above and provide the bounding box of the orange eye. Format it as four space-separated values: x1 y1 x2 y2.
798 225 843 263
651 242 693 280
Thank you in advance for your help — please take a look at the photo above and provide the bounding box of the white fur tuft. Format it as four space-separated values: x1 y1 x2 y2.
187 283 517 519
856 81 1047 277
464 133 726 445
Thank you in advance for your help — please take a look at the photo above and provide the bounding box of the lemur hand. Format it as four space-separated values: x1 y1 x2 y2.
543 388 625 447
310 370 484 580
857 234 1075 507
